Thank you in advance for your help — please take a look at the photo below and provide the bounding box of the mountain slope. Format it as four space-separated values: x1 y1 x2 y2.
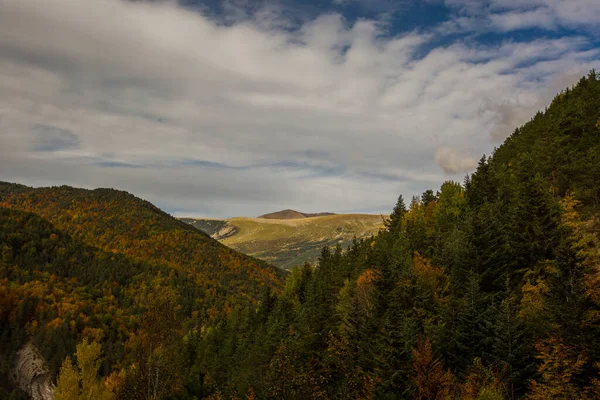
182 213 385 269
0 183 283 294
486 72 600 209
0 182 286 397
176 71 600 399
0 206 157 391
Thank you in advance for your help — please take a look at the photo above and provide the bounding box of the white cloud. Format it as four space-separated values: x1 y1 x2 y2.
0 0 598 217
489 8 556 32
435 147 478 174
445 0 600 32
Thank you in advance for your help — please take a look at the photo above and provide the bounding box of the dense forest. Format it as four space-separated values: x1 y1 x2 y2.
1 71 599 399
0 184 284 398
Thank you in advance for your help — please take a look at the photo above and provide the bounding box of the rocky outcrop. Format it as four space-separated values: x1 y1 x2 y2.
14 343 54 400
212 225 238 240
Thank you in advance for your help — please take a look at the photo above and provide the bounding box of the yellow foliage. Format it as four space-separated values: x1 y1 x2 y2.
519 277 549 319
104 370 125 394
560 192 600 322
25 320 38 336
54 339 116 400
46 317 64 330
355 270 379 319
560 192 582 229
55 357 80 400
458 358 507 400
527 337 587 399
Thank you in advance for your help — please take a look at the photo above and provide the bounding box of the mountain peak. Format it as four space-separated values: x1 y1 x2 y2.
257 209 336 219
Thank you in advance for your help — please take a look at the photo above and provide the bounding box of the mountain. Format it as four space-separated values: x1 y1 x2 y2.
257 209 336 219
0 182 284 398
0 183 284 291
181 213 386 269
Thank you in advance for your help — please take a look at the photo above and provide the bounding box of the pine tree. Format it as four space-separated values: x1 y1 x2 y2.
488 282 533 398
447 272 491 375
511 172 559 275
387 194 406 235
421 190 436 207
465 155 497 210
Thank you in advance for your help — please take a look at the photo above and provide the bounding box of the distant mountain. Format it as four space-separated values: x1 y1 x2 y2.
181 213 385 269
257 209 336 219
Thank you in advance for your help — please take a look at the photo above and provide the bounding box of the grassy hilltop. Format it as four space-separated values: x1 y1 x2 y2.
181 212 386 269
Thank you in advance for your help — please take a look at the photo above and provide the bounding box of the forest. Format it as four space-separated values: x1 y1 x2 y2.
0 71 599 399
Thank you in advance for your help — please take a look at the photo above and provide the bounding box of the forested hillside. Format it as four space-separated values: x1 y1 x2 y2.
0 185 284 398
164 71 600 398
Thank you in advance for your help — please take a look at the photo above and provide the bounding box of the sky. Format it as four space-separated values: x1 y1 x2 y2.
1 0 599 218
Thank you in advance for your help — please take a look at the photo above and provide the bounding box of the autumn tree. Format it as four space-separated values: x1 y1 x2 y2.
412 337 454 400
54 338 114 400
118 284 184 400
527 337 587 399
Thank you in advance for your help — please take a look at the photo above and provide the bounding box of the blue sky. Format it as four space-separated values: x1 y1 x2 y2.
1 0 599 217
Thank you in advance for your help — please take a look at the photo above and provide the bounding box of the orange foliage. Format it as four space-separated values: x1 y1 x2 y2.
413 252 450 306
356 268 380 287
412 337 455 400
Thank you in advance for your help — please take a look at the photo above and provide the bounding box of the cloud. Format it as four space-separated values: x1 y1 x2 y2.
0 0 598 217
489 8 556 32
479 68 593 140
435 147 478 174
31 124 80 152
444 0 600 33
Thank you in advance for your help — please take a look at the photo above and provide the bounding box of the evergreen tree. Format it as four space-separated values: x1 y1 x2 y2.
446 272 492 375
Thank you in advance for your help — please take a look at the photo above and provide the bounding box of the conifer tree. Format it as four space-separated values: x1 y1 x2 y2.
488 283 533 398
447 272 491 374
387 194 406 235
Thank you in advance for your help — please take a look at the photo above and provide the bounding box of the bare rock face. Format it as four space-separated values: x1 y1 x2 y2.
211 225 238 240
14 343 55 400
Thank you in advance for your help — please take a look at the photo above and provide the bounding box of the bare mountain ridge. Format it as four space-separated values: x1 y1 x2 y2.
257 209 336 219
